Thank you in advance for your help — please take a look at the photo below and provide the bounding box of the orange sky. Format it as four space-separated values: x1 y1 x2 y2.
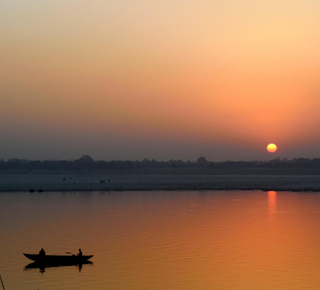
1 0 320 161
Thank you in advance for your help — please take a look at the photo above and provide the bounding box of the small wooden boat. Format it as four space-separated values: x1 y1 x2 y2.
23 253 94 264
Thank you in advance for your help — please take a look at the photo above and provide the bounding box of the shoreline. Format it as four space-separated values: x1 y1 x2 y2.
1 173 320 192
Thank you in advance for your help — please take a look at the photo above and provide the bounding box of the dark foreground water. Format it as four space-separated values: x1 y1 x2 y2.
1 190 320 289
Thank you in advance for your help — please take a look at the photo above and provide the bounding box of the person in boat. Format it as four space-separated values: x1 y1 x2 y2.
78 248 82 257
39 248 46 256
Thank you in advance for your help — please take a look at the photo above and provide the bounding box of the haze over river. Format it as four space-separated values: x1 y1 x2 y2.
1 190 320 289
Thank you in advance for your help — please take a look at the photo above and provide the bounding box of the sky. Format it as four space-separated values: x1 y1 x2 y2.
1 0 320 161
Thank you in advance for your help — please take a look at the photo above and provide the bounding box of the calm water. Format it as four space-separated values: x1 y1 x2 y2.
1 190 320 289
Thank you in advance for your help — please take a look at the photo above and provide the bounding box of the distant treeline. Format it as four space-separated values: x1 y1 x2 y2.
1 155 320 172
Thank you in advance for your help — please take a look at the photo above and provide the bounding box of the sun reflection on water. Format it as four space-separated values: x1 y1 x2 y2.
268 190 277 219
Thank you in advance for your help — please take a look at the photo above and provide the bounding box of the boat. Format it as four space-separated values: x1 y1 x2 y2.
23 253 94 264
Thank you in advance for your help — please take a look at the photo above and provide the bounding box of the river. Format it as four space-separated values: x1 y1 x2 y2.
1 190 320 289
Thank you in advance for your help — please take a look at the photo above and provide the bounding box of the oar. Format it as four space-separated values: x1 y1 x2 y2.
0 275 5 290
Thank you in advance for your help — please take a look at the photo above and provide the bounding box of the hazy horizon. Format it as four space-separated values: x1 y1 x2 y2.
2 1 320 162
1 152 317 163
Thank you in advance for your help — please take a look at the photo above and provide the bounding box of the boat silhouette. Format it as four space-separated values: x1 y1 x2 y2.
23 253 94 272
24 253 93 263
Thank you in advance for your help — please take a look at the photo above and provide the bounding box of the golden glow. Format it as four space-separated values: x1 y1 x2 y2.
267 143 277 153
2 1 320 159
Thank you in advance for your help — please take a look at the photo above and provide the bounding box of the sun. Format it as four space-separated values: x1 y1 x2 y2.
267 143 277 153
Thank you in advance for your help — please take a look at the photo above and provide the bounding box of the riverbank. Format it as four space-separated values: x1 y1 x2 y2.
1 173 320 192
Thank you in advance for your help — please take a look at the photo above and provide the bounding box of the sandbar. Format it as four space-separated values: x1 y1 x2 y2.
1 173 320 192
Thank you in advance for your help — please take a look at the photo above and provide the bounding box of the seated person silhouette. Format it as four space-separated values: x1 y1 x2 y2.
78 248 82 257
39 248 46 256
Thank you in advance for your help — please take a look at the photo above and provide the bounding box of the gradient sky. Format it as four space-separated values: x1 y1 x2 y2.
1 0 320 161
